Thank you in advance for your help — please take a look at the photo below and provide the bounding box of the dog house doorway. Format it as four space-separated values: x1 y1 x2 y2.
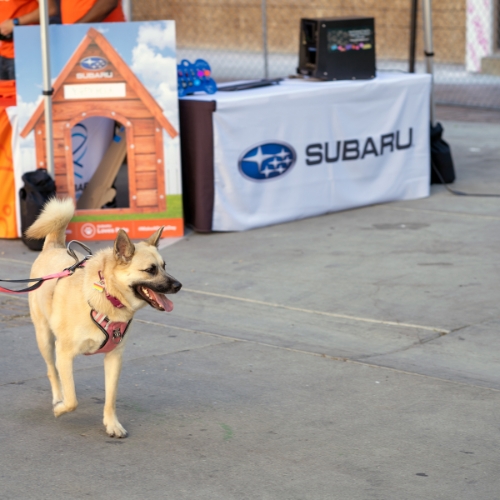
73 116 130 211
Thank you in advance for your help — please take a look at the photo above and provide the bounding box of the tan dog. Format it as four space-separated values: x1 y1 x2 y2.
26 198 181 438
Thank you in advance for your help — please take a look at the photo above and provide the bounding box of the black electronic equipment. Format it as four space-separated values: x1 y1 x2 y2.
298 17 376 81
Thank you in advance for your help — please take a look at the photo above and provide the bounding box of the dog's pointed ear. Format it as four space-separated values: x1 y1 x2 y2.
114 229 135 262
146 226 164 247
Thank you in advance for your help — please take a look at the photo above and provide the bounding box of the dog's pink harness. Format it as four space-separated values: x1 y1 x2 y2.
86 309 131 355
86 271 131 355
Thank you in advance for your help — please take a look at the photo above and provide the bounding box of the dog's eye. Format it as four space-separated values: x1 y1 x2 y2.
144 265 157 275
161 262 166 270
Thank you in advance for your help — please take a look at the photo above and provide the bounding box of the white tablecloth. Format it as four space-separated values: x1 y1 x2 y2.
183 72 431 231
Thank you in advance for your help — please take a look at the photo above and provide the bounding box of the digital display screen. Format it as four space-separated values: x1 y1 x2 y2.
327 27 373 52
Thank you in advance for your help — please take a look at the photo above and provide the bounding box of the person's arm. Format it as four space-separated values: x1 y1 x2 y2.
76 0 119 23
0 0 58 37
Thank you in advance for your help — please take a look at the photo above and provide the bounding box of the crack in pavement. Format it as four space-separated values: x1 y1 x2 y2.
135 319 500 393
352 330 449 360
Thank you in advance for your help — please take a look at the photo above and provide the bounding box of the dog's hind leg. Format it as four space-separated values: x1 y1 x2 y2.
53 342 78 417
103 348 128 438
33 320 63 406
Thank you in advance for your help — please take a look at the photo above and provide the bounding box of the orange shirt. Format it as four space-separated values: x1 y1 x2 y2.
61 0 125 25
0 0 39 59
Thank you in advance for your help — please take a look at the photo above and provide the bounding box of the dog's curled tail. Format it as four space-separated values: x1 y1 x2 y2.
25 198 75 249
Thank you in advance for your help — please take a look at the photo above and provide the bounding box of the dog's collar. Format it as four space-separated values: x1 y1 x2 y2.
85 308 131 355
93 270 125 309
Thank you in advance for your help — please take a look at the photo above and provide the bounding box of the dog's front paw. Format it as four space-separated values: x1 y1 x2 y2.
53 401 77 417
104 419 128 438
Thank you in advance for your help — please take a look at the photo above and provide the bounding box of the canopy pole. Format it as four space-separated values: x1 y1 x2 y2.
122 0 132 21
421 0 435 125
408 0 418 73
262 0 269 79
39 0 55 177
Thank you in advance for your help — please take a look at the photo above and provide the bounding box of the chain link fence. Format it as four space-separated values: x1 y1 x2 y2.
133 0 500 110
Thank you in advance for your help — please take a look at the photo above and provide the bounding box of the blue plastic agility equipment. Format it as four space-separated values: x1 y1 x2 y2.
177 59 217 97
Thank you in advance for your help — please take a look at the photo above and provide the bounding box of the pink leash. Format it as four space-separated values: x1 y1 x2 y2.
0 240 92 294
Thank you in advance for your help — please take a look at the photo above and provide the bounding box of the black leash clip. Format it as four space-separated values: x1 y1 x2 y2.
65 240 93 274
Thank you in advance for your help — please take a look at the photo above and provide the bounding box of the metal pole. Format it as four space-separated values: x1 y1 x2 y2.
122 0 132 21
409 0 418 73
421 0 435 125
39 0 55 177
261 0 269 79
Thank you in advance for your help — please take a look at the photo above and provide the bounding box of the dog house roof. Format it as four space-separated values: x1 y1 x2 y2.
21 27 177 138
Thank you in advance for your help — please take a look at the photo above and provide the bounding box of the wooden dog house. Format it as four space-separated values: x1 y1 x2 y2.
21 27 178 215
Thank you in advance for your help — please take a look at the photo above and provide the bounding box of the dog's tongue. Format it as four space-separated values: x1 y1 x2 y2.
149 289 174 312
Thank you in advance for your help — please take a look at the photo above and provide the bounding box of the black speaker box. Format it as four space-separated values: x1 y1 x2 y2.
298 17 376 81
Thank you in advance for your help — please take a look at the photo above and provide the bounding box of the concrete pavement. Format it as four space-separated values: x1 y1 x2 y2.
1 117 500 499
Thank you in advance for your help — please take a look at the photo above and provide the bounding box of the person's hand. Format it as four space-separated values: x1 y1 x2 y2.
0 19 14 37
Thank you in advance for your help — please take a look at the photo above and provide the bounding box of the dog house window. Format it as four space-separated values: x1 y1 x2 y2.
73 117 130 210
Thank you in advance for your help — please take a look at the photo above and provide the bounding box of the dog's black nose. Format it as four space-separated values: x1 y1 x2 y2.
171 280 182 293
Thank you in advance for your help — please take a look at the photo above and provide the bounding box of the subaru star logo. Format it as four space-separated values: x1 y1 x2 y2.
80 56 108 70
239 142 296 181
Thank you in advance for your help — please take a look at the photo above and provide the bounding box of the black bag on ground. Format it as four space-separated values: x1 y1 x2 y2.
430 122 455 184
19 169 56 251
